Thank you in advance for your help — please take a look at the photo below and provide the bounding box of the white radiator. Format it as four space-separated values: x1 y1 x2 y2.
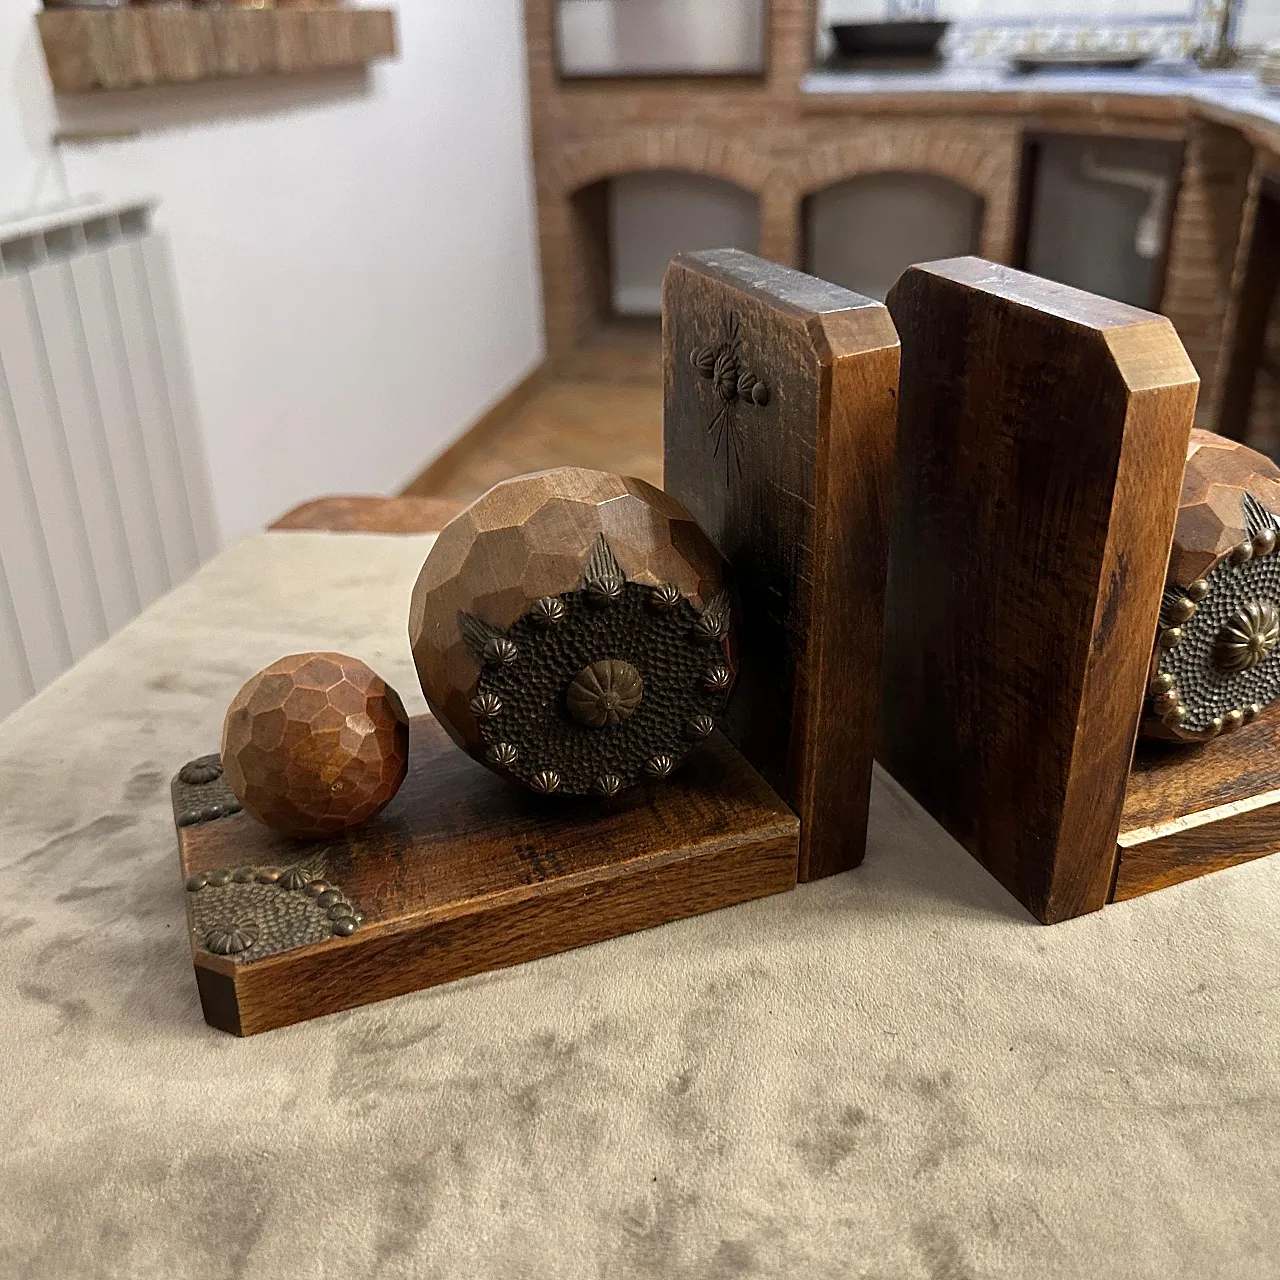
0 198 216 721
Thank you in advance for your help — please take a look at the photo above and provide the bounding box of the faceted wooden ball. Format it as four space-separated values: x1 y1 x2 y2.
1144 431 1280 743
222 652 409 837
409 467 735 796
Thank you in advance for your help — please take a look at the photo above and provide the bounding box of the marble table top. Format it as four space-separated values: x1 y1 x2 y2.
2 530 1278 1279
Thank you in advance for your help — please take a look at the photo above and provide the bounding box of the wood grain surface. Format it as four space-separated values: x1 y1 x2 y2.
177 716 799 1035
662 249 900 882
38 7 396 92
881 257 1199 924
270 495 466 534
1116 702 1280 900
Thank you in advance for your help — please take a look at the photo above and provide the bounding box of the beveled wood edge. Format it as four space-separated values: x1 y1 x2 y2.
1111 800 1280 902
191 825 801 1035
667 250 884 323
1118 783 1280 849
184 808 801 984
269 495 466 534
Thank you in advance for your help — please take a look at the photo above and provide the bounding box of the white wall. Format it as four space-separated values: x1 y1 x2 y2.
0 1 543 544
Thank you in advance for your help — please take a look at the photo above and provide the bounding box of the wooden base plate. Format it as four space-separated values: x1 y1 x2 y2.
1117 703 1280 901
173 717 799 1036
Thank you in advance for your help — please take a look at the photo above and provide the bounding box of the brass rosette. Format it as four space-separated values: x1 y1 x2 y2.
1145 494 1280 742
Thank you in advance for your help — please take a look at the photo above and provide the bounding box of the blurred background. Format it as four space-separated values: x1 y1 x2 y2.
1 0 1280 718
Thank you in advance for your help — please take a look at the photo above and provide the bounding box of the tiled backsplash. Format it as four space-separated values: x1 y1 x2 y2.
818 1 1280 62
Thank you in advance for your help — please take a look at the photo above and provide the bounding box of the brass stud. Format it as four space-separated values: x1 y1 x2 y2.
690 346 716 377
1163 704 1187 727
178 758 222 785
279 866 310 891
530 770 561 795
649 583 683 612
184 873 208 892
1210 715 1225 736
687 714 715 740
1223 709 1245 733
530 596 565 627
206 925 257 956
1214 600 1280 671
328 903 356 921
1232 541 1254 564
317 890 343 908
1166 597 1196 624
305 881 331 898
1186 579 1210 602
1246 702 1264 722
1159 627 1182 649
333 918 357 938
486 742 518 768
1254 528 1277 557
232 867 256 883
1152 690 1179 715
1150 672 1175 695
704 665 733 693
207 868 232 887
256 868 281 885
692 614 729 642
644 754 675 779
586 579 623 607
469 692 502 719
594 774 622 797
483 637 518 666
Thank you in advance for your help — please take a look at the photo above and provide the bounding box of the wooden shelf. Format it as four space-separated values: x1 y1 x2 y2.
38 7 397 93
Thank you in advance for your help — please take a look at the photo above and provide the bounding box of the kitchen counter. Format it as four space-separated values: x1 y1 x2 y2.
802 63 1280 144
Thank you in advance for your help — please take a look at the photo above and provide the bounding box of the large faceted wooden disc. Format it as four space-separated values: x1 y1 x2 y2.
1145 431 1280 743
408 467 728 756
1168 429 1280 587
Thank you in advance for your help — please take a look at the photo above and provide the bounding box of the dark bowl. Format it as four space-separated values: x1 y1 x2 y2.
830 21 950 60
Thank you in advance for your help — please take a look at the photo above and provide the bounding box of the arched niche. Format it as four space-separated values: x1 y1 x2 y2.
804 172 984 302
578 171 761 320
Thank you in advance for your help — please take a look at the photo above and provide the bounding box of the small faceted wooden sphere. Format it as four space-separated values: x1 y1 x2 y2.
409 467 735 796
222 652 409 837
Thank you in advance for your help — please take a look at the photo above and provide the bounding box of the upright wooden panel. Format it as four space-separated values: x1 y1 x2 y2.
881 258 1199 923
663 249 900 882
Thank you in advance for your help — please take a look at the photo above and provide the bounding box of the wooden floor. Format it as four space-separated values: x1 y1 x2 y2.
403 378 663 503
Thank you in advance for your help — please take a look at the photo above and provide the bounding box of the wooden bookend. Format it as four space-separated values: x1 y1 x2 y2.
662 249 900 882
174 718 798 1036
881 257 1198 924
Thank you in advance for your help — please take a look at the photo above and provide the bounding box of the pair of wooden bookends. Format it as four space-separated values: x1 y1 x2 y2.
664 251 1280 927
176 251 1280 1035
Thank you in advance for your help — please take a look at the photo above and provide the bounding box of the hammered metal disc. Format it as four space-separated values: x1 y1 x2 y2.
472 582 728 796
1153 552 1280 735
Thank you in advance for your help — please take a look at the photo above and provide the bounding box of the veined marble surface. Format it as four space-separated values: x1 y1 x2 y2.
1 530 1278 1279
803 64 1280 133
